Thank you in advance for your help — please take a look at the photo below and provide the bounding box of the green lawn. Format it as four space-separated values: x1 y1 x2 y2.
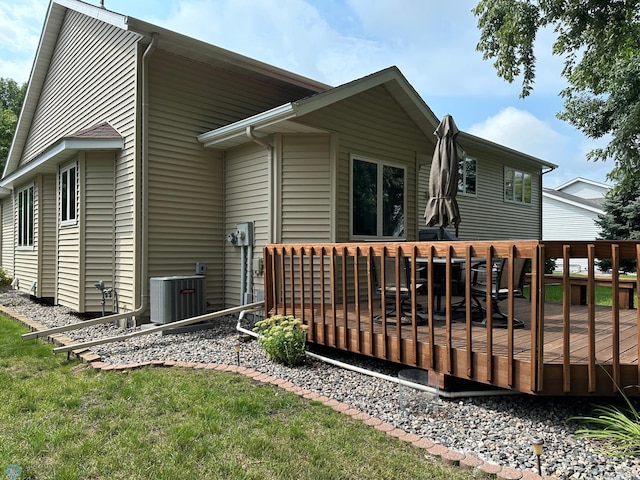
0 316 472 480
524 284 637 307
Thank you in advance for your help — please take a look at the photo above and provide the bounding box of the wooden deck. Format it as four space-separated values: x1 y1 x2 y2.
264 240 640 396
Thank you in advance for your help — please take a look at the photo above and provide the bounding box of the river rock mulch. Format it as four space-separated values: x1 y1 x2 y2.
2 290 640 480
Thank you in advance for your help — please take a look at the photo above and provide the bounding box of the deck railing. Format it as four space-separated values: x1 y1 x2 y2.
263 240 640 396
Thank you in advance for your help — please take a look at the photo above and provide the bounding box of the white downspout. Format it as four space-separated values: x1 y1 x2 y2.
245 126 275 243
246 243 253 303
236 310 520 399
131 32 159 322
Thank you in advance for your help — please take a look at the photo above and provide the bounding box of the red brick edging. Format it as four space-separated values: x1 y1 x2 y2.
6 306 556 480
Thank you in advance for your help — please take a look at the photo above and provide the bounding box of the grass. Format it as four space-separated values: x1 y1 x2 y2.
0 316 472 480
571 370 640 458
523 284 637 307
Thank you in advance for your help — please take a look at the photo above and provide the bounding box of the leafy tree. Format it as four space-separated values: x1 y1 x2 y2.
0 78 27 171
473 0 640 181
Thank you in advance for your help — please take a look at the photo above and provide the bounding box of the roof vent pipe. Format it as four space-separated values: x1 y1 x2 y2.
99 0 105 8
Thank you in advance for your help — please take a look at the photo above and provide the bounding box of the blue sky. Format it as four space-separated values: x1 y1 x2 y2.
0 0 614 188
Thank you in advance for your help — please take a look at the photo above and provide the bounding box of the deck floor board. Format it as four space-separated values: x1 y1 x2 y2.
275 296 639 395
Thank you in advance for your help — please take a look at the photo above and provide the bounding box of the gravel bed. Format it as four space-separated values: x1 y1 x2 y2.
3 290 640 480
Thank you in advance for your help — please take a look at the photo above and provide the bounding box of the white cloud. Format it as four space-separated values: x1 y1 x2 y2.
0 0 47 83
0 1 46 53
468 107 613 187
468 107 567 159
145 0 366 85
0 0 605 186
141 0 528 96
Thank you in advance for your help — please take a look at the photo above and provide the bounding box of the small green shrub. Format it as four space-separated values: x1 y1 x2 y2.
0 267 12 287
253 315 308 366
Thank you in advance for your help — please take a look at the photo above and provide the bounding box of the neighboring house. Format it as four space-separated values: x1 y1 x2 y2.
0 0 556 320
542 177 611 272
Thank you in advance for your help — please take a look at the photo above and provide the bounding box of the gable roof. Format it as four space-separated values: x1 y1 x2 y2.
198 66 441 149
4 0 330 178
542 187 605 214
197 66 558 172
555 177 611 192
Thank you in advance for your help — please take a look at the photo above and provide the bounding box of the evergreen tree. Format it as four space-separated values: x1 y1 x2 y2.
595 179 640 273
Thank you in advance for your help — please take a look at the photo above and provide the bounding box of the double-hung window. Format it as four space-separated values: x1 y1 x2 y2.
457 156 477 195
60 163 77 224
504 167 531 204
17 185 34 247
351 156 406 239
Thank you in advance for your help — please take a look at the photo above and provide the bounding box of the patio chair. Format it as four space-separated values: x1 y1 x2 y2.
372 255 427 325
468 257 527 329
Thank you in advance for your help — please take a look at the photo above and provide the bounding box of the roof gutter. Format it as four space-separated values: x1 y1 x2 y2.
197 103 296 147
458 131 558 170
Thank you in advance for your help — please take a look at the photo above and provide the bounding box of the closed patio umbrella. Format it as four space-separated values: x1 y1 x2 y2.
424 114 462 238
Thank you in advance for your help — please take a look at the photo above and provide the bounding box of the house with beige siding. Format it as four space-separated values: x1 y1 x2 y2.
0 0 556 320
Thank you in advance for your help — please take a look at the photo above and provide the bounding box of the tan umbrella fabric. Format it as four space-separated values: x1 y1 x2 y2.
424 114 462 237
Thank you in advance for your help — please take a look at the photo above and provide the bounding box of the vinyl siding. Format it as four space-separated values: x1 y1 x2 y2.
84 151 116 313
224 143 269 307
148 50 314 311
39 173 56 298
147 51 226 311
16 9 138 311
543 198 601 241
416 147 543 240
455 149 542 240
20 10 138 164
543 196 601 272
281 134 332 243
56 159 81 310
57 223 79 309
298 85 431 243
1 198 14 274
114 153 136 311
417 154 431 232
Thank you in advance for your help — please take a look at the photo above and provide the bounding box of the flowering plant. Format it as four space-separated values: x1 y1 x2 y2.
253 315 308 366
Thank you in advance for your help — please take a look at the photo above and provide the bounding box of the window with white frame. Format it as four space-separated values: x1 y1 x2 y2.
60 163 77 224
504 167 532 204
458 156 477 195
351 156 405 239
17 185 34 247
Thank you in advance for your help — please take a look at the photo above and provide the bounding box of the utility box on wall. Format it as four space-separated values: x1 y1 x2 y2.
150 275 206 324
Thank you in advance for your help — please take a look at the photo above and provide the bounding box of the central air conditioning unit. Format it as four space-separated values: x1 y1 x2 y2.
150 275 206 324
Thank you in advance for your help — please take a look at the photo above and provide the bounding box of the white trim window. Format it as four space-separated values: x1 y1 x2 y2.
458 156 477 195
17 184 34 247
350 155 406 239
504 167 532 204
60 163 77 224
